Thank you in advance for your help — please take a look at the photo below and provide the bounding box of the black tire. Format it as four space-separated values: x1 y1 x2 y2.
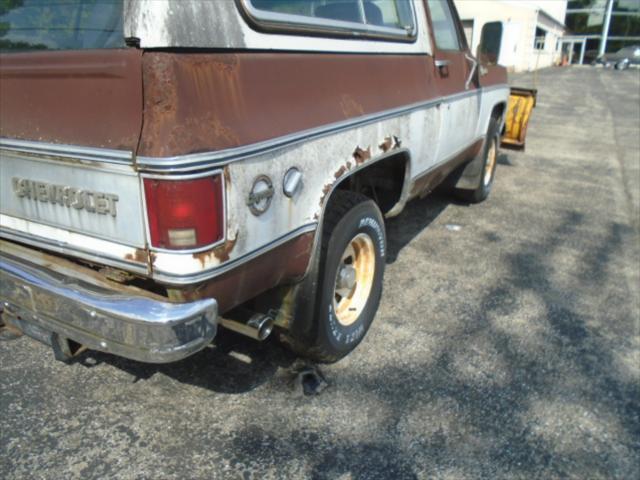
615 61 629 70
302 191 386 363
455 117 500 204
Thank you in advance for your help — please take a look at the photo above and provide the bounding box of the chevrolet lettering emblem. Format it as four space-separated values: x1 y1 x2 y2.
12 177 119 217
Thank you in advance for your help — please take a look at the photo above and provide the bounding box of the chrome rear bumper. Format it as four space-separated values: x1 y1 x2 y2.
0 246 217 363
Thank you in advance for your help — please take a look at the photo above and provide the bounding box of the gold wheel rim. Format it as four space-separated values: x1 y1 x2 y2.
483 138 497 187
332 233 376 327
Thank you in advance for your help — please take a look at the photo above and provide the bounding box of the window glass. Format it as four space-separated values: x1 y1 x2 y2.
479 21 502 65
566 0 640 54
251 0 318 17
367 1 414 29
312 1 367 24
248 0 415 34
426 0 461 50
534 26 546 50
0 0 124 53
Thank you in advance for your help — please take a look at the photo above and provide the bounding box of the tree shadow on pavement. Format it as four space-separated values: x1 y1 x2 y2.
386 190 461 264
58 192 639 478
72 330 297 394
223 210 640 478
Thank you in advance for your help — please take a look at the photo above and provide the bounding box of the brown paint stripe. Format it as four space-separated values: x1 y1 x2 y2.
181 231 314 313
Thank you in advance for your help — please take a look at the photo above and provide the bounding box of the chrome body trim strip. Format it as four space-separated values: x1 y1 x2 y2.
152 222 318 285
0 249 218 363
0 138 133 164
0 224 149 275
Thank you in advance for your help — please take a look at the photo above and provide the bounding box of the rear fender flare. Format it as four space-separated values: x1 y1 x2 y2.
288 148 412 342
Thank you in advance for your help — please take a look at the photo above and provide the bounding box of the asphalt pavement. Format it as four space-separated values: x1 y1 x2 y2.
1 66 639 480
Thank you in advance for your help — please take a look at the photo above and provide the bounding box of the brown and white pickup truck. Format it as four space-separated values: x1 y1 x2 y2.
0 0 528 364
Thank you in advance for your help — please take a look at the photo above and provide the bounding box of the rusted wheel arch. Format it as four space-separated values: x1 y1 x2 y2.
282 150 409 350
329 149 412 217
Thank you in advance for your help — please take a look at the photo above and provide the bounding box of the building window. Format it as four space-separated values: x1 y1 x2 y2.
534 26 547 50
241 0 417 41
566 0 640 54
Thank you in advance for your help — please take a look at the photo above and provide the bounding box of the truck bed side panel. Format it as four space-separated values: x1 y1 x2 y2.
138 52 438 158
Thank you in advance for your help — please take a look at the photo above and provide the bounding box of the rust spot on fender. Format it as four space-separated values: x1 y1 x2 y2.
223 166 231 190
340 94 365 118
124 248 148 264
379 136 394 153
319 183 333 208
212 235 238 263
334 165 348 179
380 135 402 152
192 231 238 268
186 54 239 73
139 53 242 157
353 146 371 165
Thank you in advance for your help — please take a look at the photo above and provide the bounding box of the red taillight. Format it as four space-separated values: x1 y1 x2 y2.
143 175 224 250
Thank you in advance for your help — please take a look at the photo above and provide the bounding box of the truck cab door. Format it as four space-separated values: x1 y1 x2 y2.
425 0 480 163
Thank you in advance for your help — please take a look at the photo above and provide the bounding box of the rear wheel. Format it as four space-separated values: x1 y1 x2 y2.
301 191 386 363
455 118 500 204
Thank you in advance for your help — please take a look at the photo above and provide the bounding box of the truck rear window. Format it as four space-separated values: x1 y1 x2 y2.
0 0 124 52
243 0 416 41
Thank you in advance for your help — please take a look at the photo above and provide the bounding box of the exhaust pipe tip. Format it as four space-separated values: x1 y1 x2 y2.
220 311 275 341
247 314 274 341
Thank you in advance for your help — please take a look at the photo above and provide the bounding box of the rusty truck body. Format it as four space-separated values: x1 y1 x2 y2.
0 0 512 364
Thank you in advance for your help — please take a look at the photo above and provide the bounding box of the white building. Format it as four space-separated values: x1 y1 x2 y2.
454 0 567 72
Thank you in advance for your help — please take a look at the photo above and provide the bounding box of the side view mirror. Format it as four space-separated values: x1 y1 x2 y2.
477 21 503 66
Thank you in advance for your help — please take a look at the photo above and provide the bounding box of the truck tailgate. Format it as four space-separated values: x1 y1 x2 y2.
0 153 146 247
0 49 143 151
0 49 147 270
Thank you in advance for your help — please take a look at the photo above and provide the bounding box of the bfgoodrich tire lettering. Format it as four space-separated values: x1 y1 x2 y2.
310 191 386 363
